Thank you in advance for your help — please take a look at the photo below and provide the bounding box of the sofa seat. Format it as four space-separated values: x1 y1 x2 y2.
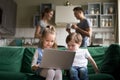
0 71 27 80
89 73 115 80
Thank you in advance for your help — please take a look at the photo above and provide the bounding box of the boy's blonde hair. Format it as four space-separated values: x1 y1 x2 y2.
66 32 82 45
39 25 57 49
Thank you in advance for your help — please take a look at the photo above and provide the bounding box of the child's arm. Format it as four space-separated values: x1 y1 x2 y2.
87 56 99 73
32 64 39 71
31 50 39 71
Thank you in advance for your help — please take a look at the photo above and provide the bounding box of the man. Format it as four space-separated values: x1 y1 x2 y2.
66 7 92 47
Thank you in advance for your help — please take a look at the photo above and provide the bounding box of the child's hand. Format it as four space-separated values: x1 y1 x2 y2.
32 64 39 71
95 69 100 74
95 72 99 74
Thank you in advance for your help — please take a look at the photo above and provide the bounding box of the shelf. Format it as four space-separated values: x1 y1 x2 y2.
88 2 101 15
85 14 99 27
103 2 116 14
104 39 114 41
100 14 114 27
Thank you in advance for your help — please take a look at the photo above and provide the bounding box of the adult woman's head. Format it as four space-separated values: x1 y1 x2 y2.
66 32 82 51
41 8 54 20
39 25 57 49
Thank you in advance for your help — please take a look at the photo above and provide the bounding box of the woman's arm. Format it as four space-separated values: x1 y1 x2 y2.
34 25 41 39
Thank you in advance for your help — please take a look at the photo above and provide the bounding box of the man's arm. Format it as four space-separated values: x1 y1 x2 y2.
72 24 92 37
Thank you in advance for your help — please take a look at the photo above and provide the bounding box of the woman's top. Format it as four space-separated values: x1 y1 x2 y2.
37 20 48 34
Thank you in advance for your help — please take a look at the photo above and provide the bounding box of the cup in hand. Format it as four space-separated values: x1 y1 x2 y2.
66 23 72 29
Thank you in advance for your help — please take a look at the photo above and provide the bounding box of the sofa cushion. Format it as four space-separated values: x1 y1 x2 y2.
0 46 25 72
21 47 36 73
100 44 120 80
89 73 115 80
0 71 27 80
27 74 45 80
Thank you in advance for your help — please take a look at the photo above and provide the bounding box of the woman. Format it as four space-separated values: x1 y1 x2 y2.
34 8 54 39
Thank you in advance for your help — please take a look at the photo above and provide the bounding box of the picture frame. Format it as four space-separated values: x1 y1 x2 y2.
40 3 52 13
33 14 40 27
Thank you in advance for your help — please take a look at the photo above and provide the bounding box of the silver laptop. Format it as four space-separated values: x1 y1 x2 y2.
39 48 75 70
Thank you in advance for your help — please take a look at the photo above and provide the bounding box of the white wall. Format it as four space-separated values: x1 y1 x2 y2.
15 27 68 46
118 0 120 44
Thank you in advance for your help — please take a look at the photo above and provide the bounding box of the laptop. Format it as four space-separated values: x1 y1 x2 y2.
39 48 75 70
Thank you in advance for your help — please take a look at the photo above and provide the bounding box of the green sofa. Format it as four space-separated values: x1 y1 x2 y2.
0 44 119 80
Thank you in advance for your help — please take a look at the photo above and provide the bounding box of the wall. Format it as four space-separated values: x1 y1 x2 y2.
14 0 115 28
118 0 120 44
14 0 116 46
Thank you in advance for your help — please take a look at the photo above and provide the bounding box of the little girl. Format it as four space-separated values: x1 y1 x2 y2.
31 25 62 80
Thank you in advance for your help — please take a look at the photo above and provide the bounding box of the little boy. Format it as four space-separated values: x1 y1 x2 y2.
65 32 99 80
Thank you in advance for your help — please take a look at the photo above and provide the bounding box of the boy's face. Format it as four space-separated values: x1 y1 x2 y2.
67 41 80 51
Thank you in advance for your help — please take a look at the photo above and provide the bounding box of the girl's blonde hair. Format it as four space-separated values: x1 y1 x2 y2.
39 25 57 49
66 32 82 45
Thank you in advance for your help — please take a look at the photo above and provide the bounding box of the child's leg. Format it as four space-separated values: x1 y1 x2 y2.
78 67 88 80
54 69 62 80
40 68 48 77
46 69 55 80
69 67 79 80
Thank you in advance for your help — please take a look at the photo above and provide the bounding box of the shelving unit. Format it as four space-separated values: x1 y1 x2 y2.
86 2 116 46
103 3 116 14
100 14 114 27
85 14 99 27
88 2 101 15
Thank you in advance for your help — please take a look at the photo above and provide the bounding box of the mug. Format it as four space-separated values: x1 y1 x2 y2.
66 23 72 29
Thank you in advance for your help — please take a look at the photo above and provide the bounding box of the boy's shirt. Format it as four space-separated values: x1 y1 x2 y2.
72 48 91 67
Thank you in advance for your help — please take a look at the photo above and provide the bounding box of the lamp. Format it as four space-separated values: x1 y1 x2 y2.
65 0 71 6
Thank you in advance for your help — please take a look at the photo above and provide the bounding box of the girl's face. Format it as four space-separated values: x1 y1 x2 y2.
67 41 80 51
43 33 56 48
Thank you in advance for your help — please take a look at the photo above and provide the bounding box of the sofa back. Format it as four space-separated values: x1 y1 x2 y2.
100 44 120 80
0 46 25 72
87 46 108 74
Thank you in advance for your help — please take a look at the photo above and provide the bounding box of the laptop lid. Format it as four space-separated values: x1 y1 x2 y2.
39 48 75 70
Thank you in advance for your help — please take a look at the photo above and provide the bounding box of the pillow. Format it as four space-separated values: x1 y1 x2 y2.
100 44 120 80
21 47 36 73
0 46 25 72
